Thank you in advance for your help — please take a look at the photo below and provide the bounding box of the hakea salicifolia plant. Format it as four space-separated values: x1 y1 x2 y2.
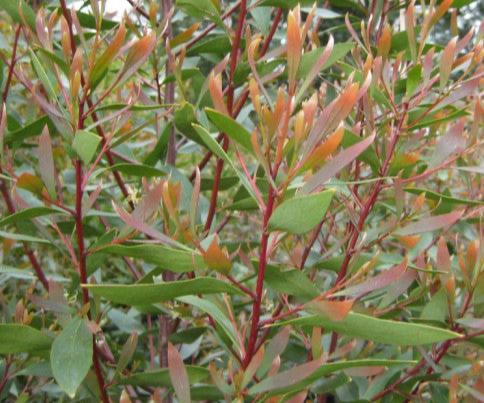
0 0 483 402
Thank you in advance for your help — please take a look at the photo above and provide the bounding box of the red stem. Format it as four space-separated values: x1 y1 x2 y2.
243 186 276 367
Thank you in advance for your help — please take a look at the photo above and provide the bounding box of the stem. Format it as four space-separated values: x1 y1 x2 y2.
244 186 276 367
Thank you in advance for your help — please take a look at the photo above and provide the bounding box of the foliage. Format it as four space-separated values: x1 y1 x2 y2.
0 0 483 401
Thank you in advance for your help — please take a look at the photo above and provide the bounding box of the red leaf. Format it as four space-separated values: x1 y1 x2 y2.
308 299 354 321
167 342 190 403
396 210 464 236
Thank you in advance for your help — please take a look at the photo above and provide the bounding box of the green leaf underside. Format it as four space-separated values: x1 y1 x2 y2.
278 312 461 345
269 190 335 234
248 359 416 395
0 324 52 354
98 244 205 272
84 278 243 305
50 317 93 398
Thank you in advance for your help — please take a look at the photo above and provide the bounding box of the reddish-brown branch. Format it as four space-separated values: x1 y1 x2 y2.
243 186 276 367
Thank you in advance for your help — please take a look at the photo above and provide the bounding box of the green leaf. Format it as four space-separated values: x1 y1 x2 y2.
96 163 167 178
269 189 335 234
0 0 36 30
72 130 101 164
0 324 52 354
404 187 484 206
178 296 240 348
420 289 448 323
192 124 259 203
119 365 209 387
0 207 67 227
249 359 415 395
174 103 204 145
0 230 51 244
98 244 205 273
84 278 242 305
265 264 319 300
205 108 253 153
5 116 53 147
406 65 422 98
297 42 353 80
50 317 93 398
279 312 461 345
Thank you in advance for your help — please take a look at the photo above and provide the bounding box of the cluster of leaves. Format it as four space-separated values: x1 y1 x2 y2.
0 0 483 401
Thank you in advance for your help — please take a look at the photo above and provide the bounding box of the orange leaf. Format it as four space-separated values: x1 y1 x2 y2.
208 72 228 115
440 37 457 88
16 173 44 195
397 235 421 249
308 299 354 321
287 7 302 91
202 236 232 274
303 126 344 170
377 24 392 59
169 23 200 48
90 20 126 85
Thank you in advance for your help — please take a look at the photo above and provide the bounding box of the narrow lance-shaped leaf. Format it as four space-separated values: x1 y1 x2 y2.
440 37 457 89
303 133 375 193
0 324 52 354
307 299 354 321
269 189 335 234
396 210 464 236
280 312 461 345
168 342 191 403
50 317 93 398
257 326 291 378
116 332 138 375
37 126 56 199
84 278 243 305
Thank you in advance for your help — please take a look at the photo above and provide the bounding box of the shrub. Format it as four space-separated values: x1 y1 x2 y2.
0 0 482 401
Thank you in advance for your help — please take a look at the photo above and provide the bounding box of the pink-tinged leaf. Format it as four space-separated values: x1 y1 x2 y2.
113 202 181 248
257 326 291 378
405 3 417 61
37 126 56 199
422 48 435 83
167 342 190 403
249 357 324 395
308 299 354 321
297 35 334 100
335 259 408 298
396 210 464 236
437 237 451 273
132 181 163 222
303 133 375 193
379 269 417 308
456 28 474 52
440 36 457 88
430 120 466 167
457 317 484 330
209 362 233 395
118 32 157 85
287 7 302 91
241 346 265 389
208 72 228 115
439 76 480 108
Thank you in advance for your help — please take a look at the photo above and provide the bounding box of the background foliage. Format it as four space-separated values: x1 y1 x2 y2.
0 0 483 401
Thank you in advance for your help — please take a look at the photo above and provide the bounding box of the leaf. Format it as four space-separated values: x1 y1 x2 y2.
37 126 56 198
72 130 101 164
0 207 67 227
192 124 259 203
257 326 291 378
421 289 448 323
0 324 52 354
406 64 422 98
116 332 138 375
50 317 93 398
84 278 242 305
178 296 240 348
0 0 36 29
168 343 191 403
303 134 375 193
265 264 319 300
297 42 353 80
268 189 335 234
404 187 484 206
202 236 232 274
396 210 464 236
98 244 205 273
440 37 457 89
248 358 324 395
307 299 354 321
0 229 51 244
241 346 265 389
118 32 157 84
334 259 408 297
98 163 166 178
205 108 253 153
279 312 461 345
119 366 209 387
90 20 126 87
17 172 44 195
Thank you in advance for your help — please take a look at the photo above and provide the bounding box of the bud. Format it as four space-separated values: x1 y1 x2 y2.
294 110 306 144
71 70 81 99
249 78 261 115
208 72 228 115
287 6 302 93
